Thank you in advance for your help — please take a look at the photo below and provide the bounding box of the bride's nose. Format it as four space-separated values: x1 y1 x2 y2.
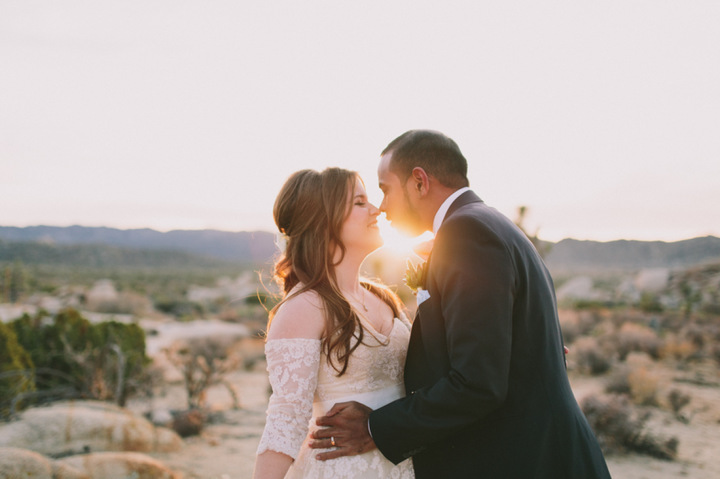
369 204 380 217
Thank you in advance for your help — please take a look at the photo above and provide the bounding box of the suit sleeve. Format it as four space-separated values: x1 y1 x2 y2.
369 216 515 464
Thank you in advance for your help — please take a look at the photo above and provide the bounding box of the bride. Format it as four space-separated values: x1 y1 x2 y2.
253 168 415 478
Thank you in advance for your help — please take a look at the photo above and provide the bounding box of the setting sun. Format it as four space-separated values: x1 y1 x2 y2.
376 216 434 259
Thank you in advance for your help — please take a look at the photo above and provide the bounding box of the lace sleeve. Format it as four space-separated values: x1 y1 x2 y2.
256 338 322 459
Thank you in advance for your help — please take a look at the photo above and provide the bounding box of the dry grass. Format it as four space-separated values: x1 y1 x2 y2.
572 336 612 375
615 322 662 360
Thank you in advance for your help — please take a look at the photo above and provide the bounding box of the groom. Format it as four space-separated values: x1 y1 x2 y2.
311 130 611 478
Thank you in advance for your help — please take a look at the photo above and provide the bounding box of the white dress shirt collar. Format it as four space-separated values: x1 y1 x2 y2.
432 187 471 234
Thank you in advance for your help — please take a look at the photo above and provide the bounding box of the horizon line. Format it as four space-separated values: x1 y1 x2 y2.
1 224 717 245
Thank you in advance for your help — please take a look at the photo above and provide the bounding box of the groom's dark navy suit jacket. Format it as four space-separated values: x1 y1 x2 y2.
369 191 610 478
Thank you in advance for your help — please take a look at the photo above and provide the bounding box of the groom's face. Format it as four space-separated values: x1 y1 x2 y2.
378 152 424 236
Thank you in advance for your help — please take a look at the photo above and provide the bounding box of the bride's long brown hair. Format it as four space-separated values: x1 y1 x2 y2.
269 168 404 376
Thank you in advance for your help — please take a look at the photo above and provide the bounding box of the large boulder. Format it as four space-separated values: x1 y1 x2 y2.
556 276 598 302
634 268 670 293
58 452 179 479
0 400 182 456
0 447 88 479
0 447 52 479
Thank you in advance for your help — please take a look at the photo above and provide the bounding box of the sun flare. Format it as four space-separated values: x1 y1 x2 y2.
376 216 434 259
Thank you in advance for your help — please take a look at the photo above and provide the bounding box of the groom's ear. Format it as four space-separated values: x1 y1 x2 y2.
410 167 430 196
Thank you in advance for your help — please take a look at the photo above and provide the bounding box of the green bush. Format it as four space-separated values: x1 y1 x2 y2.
10 308 149 406
93 320 150 405
11 309 95 392
638 293 664 313
0 321 35 417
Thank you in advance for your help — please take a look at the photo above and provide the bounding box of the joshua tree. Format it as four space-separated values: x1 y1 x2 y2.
514 206 552 259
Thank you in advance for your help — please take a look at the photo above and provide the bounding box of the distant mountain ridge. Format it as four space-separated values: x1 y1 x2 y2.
544 236 720 274
1 226 719 273
0 240 225 269
0 226 276 264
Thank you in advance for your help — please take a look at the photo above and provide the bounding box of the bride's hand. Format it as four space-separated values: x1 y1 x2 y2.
309 401 376 460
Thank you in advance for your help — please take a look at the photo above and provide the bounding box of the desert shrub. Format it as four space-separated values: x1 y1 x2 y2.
558 309 600 344
581 393 678 460
560 319 580 345
684 322 719 360
9 308 149 406
572 337 612 375
627 365 660 406
605 355 660 406
712 343 720 366
88 290 153 315
616 322 662 360
0 261 29 303
666 389 691 415
701 303 720 315
660 333 697 362
171 409 207 437
11 309 96 392
165 336 242 410
91 320 150 405
573 300 611 310
638 293 664 313
558 310 581 344
0 321 35 418
154 297 204 319
605 365 632 396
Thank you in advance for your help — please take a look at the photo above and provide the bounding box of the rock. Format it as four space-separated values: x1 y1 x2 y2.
634 268 670 293
556 276 597 301
58 451 180 479
0 447 89 479
0 447 52 479
149 408 173 426
155 426 184 452
0 400 182 456
53 461 91 479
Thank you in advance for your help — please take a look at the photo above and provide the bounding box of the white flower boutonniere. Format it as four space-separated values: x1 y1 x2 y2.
404 238 434 295
404 260 427 295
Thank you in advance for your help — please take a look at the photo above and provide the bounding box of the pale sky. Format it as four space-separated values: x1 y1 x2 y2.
1 1 718 242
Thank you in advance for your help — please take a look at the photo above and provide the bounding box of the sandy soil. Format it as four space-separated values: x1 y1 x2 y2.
129 349 720 479
127 368 270 479
571 370 720 479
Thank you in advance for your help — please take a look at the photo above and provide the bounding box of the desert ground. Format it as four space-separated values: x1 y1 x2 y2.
126 339 720 479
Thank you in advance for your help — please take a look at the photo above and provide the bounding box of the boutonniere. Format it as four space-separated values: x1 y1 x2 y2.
405 238 434 295
404 260 427 295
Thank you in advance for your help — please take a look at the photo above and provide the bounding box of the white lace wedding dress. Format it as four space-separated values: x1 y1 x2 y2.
257 315 415 478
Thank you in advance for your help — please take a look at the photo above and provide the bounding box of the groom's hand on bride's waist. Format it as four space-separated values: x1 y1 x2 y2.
310 401 376 460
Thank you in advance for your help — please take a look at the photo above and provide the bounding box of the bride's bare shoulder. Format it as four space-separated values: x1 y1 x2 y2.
267 288 325 340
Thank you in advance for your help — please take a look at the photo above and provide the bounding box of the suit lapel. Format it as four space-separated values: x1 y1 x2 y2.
416 190 482 305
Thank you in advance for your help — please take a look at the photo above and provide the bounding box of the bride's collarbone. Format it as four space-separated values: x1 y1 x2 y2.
359 299 394 337
341 288 394 336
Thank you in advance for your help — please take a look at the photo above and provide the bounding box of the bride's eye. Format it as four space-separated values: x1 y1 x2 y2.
355 202 366 207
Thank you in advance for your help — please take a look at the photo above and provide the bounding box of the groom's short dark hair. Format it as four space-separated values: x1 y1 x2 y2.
382 130 469 189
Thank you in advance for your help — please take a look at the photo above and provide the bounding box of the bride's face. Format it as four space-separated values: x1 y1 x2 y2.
339 178 383 256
